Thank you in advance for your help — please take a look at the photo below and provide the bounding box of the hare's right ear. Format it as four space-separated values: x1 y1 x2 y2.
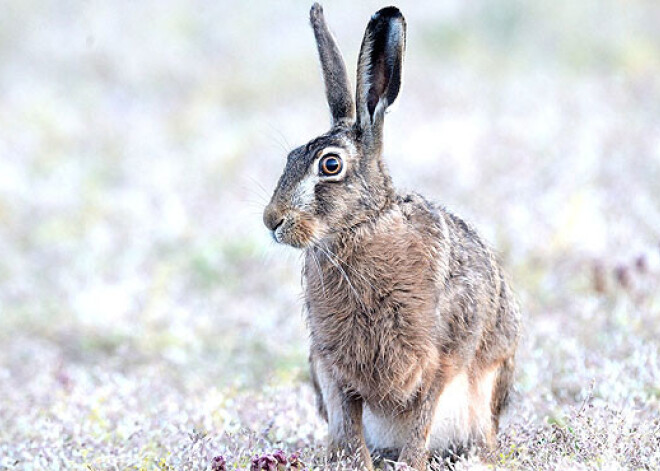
310 3 355 126
355 7 406 145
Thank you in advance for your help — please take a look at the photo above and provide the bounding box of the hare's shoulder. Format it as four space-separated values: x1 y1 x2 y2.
397 192 481 242
395 192 474 252
393 192 445 241
395 191 499 278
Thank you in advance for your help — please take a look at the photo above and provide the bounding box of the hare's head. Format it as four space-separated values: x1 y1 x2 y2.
263 4 406 248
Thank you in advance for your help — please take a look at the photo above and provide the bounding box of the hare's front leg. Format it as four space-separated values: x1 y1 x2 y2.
315 372 373 468
328 392 373 470
311 356 373 469
397 377 445 470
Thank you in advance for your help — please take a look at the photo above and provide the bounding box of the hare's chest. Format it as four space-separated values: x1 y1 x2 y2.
310 309 424 401
305 249 438 403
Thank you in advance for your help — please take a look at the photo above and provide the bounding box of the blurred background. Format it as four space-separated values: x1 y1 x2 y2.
1 0 659 469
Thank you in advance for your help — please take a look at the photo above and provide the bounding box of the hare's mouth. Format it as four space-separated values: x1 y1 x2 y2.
273 215 320 249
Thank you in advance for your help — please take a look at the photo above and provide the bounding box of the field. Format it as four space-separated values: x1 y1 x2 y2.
1 0 659 469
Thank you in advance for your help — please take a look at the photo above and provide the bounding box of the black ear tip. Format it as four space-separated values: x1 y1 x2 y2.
372 6 403 22
310 3 324 23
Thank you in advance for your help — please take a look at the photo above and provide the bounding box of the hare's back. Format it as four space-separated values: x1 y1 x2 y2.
400 192 520 375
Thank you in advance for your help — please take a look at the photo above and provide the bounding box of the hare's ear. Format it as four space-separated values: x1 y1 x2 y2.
355 7 406 140
310 3 355 125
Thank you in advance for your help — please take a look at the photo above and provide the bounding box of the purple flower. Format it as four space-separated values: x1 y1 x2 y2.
635 255 648 273
250 454 261 471
288 452 304 470
273 449 287 465
211 455 226 471
615 264 632 289
259 455 278 471
250 454 279 471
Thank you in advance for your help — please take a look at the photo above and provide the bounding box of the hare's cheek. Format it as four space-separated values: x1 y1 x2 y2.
317 197 347 225
291 175 320 212
300 216 327 246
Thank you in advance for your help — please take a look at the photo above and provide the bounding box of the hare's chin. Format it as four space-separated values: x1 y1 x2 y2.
279 234 314 249
276 223 319 249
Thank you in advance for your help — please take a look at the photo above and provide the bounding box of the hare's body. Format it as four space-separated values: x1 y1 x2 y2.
306 194 519 460
264 4 520 469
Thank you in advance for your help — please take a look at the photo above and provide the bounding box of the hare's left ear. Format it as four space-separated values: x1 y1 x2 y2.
355 7 406 142
310 3 355 126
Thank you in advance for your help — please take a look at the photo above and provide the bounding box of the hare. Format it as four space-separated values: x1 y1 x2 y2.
263 4 520 470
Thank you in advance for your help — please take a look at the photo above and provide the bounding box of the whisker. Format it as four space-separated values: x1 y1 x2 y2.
247 197 269 207
310 249 327 298
264 123 293 152
246 176 272 200
314 242 364 309
241 177 272 203
318 240 379 293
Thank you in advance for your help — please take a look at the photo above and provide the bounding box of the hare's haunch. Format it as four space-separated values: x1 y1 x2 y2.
264 4 520 470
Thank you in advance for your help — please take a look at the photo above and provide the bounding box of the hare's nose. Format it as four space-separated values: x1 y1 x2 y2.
263 205 284 232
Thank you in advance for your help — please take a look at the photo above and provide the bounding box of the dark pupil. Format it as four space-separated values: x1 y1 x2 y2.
323 157 340 174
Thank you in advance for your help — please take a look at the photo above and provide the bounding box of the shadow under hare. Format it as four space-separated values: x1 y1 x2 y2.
263 4 521 470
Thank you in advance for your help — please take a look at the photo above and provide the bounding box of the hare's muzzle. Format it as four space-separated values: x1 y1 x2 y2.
263 203 320 248
263 204 284 239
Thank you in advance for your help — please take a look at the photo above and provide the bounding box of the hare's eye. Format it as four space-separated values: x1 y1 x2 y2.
319 155 343 176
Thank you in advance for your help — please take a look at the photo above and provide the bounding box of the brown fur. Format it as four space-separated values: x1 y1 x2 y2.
263 4 521 470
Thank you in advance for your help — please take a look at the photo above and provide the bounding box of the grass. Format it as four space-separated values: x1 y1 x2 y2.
1 0 660 469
